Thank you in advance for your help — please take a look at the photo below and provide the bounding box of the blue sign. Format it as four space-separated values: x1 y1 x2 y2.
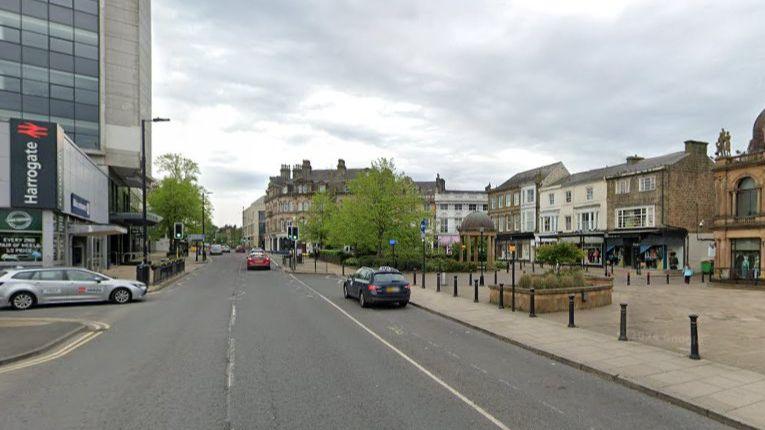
420 219 428 233
70 193 90 219
389 239 397 246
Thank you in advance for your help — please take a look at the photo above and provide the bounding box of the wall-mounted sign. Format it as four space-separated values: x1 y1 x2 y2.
70 193 90 219
10 119 58 209
0 233 42 262
0 209 42 232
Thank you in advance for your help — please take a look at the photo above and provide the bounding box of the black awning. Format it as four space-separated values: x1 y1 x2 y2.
496 232 535 241
110 212 163 226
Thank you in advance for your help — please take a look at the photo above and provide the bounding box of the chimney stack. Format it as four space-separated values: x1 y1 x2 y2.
337 159 346 172
626 155 644 165
280 164 290 179
684 140 708 155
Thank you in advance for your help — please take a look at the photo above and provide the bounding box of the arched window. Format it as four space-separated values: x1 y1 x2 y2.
736 177 758 217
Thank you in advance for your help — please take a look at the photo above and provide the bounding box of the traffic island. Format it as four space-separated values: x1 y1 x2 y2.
0 318 89 367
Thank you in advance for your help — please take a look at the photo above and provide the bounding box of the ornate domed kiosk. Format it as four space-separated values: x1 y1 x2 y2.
457 212 497 266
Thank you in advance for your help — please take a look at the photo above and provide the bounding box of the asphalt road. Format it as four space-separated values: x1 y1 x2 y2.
0 254 730 429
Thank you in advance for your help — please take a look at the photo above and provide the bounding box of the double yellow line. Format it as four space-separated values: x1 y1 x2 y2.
0 320 109 375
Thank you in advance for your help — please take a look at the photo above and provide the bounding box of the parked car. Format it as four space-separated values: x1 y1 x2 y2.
222 245 231 253
0 267 148 310
246 251 271 270
343 266 410 307
210 244 223 255
235 245 246 253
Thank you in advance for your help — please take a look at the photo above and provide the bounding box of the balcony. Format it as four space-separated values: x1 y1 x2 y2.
714 212 765 229
714 151 765 170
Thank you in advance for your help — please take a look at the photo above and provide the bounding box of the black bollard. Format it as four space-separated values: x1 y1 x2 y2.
413 269 417 285
604 263 608 277
342 261 345 276
507 259 510 273
689 314 700 360
666 273 670 284
474 279 479 303
647 271 650 286
532 261 535 273
436 272 441 292
469 272 473 286
499 283 504 309
511 282 516 312
701 272 705 283
568 294 575 328
494 270 497 285
627 271 631 286
529 288 536 317
421 272 425 289
619 303 628 341
453 275 458 297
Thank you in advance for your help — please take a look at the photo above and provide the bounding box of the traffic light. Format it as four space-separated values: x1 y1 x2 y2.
173 222 183 239
287 226 299 241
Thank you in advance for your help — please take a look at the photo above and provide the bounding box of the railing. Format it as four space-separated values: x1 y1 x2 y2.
713 213 765 226
151 259 186 285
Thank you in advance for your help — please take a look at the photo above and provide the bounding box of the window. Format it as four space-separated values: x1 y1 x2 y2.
616 179 630 194
526 189 534 203
12 271 35 280
513 215 520 231
565 215 572 230
505 193 511 206
736 177 758 218
318 184 326 192
454 204 462 211
491 197 496 209
66 270 104 282
548 193 554 205
522 209 535 231
616 206 655 229
33 270 66 281
577 211 598 231
439 203 448 210
638 176 656 192
468 203 476 211
513 193 520 206
482 204 488 211
498 216 505 232
498 195 504 208
540 215 557 232
586 186 594 200
565 191 571 203
439 218 448 233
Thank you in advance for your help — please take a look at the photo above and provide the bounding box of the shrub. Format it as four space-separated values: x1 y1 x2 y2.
535 242 585 266
520 269 588 290
344 257 359 267
518 274 532 289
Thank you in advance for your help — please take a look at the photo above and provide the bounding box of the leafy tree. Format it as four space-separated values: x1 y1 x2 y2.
301 191 337 249
330 158 427 256
535 242 585 266
156 153 201 183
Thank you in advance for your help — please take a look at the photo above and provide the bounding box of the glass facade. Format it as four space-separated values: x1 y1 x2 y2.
0 0 99 149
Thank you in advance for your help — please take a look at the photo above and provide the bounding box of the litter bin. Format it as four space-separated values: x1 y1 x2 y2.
700 260 713 274
136 263 151 285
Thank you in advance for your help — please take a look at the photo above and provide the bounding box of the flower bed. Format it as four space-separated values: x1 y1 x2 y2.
488 275 612 313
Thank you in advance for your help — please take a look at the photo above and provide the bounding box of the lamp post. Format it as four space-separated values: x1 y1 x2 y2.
137 117 169 285
202 191 211 262
479 227 485 286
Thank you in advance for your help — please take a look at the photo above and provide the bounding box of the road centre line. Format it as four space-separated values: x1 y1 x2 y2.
288 274 511 430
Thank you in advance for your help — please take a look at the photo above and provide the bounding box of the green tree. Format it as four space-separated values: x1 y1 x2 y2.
535 242 585 266
301 191 337 249
156 153 201 183
330 158 427 256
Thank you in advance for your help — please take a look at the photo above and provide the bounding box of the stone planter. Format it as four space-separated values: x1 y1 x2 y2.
488 277 613 313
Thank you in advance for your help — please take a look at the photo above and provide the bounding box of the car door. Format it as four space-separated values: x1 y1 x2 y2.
65 269 106 301
355 269 370 297
351 269 364 297
31 270 71 302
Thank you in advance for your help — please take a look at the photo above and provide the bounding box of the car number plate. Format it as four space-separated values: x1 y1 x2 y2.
386 287 400 293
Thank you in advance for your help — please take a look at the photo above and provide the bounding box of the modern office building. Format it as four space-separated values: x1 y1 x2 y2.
243 196 265 248
0 0 156 266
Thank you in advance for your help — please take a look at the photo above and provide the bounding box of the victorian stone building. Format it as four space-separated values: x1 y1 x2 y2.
604 141 715 270
264 159 363 251
712 108 765 281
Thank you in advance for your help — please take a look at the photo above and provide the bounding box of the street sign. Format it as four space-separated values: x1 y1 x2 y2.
188 234 205 241
420 219 427 233
389 239 397 246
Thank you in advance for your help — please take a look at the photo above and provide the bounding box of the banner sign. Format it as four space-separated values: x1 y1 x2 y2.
70 193 90 219
0 209 42 232
0 233 42 262
10 119 58 209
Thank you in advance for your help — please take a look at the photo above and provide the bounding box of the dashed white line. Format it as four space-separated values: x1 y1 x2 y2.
288 274 512 430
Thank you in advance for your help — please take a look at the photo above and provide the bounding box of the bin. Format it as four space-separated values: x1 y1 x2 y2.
700 260 713 274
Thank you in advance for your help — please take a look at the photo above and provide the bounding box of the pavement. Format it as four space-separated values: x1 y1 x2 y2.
0 254 730 429
0 318 87 366
104 253 205 290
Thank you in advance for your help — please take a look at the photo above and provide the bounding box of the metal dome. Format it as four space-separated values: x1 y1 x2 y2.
459 211 495 232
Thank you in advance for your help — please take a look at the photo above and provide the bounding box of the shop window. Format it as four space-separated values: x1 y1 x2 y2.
736 177 758 218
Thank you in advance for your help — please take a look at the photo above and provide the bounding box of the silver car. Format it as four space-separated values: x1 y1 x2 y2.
0 267 148 311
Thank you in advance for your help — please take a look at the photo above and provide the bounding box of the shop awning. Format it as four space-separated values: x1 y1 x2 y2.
110 212 163 226
69 224 128 236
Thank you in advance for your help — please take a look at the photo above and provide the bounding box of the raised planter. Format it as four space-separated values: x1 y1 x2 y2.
488 277 613 313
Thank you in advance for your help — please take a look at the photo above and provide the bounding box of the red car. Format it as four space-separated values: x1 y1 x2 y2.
247 252 271 270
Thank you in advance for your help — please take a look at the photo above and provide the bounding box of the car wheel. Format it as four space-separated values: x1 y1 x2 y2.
110 287 132 304
343 283 350 299
399 301 408 308
359 291 368 308
10 291 35 310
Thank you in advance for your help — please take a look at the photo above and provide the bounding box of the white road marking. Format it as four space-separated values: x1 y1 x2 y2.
542 400 565 415
288 274 512 430
0 331 102 375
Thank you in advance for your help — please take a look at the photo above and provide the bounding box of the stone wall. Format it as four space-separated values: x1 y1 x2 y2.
489 280 613 313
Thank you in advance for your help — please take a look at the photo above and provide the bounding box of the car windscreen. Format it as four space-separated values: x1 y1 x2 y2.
372 273 406 283
0 270 6 278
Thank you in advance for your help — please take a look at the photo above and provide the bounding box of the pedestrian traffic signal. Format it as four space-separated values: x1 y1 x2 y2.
173 222 183 239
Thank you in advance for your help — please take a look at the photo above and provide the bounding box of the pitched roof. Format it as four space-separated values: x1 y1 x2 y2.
494 162 565 191
414 181 438 195
268 168 365 186
603 151 688 179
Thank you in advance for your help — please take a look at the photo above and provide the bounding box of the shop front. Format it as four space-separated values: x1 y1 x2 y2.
559 233 605 266
605 228 686 270
731 238 760 280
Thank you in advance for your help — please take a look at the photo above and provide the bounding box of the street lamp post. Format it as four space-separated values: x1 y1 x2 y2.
137 117 169 285
202 191 211 262
479 227 485 286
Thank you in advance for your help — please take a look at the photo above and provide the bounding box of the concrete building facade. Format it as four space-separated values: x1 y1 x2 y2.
431 174 487 250
242 196 265 249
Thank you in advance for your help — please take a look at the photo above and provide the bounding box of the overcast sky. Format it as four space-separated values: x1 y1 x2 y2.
150 0 765 226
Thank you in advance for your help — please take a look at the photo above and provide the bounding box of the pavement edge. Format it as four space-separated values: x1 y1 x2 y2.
0 322 89 367
408 300 757 430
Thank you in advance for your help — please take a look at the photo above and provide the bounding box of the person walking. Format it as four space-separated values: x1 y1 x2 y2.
683 264 693 284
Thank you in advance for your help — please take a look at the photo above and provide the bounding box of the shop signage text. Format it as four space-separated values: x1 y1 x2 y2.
71 193 90 219
10 119 58 209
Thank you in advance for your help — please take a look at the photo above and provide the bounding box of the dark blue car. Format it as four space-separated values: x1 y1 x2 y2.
343 267 410 308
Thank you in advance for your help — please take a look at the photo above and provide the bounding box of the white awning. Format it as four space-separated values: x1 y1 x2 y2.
68 224 128 236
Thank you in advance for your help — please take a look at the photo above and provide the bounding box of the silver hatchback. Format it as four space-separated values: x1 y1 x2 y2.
0 267 148 310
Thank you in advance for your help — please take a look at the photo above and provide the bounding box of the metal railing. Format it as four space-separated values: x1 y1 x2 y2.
151 259 186 285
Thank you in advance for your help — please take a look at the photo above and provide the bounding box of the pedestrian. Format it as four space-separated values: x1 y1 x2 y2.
683 264 693 284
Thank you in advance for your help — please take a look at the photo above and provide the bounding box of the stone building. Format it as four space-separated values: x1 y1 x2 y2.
488 162 569 261
712 108 765 280
605 141 714 270
264 159 363 251
431 174 488 250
